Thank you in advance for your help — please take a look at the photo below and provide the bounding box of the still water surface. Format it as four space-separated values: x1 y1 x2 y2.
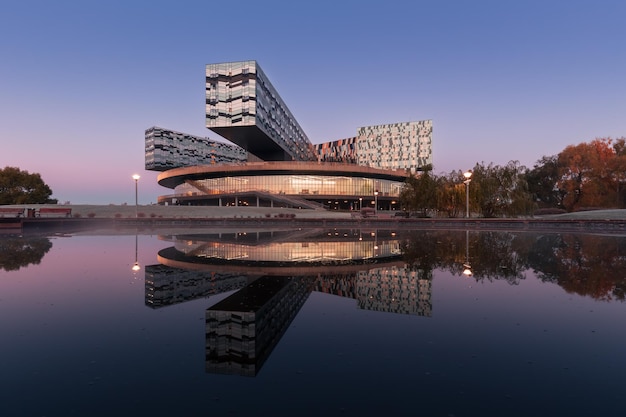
1 228 625 417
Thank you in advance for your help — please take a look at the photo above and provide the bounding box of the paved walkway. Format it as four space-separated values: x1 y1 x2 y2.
4 204 352 219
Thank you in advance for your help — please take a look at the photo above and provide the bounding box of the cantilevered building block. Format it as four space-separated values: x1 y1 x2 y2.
206 60 317 162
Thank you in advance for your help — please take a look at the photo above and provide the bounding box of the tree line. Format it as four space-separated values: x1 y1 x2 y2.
3 136 625 210
400 137 626 217
0 166 56 204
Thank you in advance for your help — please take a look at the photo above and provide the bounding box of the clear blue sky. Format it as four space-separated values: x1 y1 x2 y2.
1 0 624 204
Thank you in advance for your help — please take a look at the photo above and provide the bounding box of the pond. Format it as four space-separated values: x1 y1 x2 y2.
1 227 625 417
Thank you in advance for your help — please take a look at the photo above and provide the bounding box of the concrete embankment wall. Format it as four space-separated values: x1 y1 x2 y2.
5 216 625 235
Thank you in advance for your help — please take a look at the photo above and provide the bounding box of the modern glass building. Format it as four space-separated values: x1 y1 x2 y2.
314 120 433 174
315 137 359 164
356 120 433 172
146 60 433 210
156 162 407 210
205 60 317 162
145 127 247 171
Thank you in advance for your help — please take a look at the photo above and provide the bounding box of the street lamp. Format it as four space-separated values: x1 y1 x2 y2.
463 171 472 218
359 197 362 211
132 174 140 218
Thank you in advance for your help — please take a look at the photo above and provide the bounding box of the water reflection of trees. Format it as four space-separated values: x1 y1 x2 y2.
0 237 52 271
400 231 530 285
400 230 626 301
527 234 626 302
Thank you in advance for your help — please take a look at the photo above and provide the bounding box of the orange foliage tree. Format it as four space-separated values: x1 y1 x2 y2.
557 137 626 211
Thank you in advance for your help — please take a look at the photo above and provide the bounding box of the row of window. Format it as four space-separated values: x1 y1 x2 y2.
174 175 402 197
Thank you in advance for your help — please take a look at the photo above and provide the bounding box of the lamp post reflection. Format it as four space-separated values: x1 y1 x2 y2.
372 231 378 257
132 233 141 273
462 230 472 276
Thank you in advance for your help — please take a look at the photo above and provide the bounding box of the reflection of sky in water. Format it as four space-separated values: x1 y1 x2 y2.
0 232 625 417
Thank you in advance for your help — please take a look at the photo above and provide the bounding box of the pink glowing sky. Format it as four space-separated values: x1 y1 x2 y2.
1 0 625 204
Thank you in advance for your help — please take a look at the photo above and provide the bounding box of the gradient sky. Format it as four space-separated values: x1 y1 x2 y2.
1 0 625 204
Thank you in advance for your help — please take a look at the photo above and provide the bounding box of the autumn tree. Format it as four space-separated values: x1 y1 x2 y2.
557 138 623 211
0 166 56 204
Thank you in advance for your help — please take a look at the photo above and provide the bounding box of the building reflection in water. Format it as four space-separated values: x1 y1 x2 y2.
145 228 433 376
144 265 252 308
206 275 313 376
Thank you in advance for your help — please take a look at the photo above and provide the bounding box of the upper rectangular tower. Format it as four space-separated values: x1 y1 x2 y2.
205 61 316 162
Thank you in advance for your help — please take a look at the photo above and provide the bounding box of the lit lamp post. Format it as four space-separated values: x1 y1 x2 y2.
132 174 140 218
359 197 362 211
463 171 472 218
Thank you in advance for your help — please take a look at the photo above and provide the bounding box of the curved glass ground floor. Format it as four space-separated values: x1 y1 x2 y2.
156 164 409 211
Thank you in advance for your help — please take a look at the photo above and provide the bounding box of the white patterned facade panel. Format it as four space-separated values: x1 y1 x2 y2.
356 120 432 172
145 127 247 171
